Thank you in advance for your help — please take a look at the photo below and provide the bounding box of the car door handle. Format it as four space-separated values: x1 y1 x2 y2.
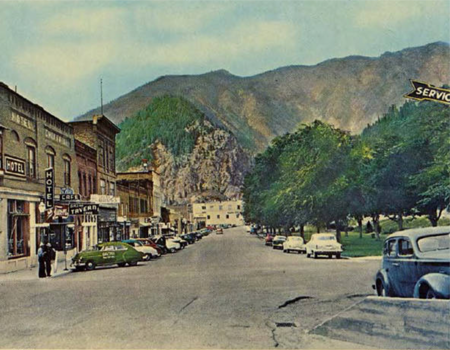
392 263 400 267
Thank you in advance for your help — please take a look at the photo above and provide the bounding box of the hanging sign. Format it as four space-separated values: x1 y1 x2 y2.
45 168 54 209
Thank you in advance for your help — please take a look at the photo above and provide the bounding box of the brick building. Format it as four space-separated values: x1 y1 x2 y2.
70 115 121 244
0 82 79 273
116 170 162 238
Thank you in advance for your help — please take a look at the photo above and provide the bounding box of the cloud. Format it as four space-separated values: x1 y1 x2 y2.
354 1 446 28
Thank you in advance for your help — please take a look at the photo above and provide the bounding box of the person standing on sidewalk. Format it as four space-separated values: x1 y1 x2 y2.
45 243 53 277
49 243 58 275
37 243 47 278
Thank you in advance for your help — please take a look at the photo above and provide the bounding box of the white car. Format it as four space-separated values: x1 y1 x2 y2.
283 236 306 254
306 233 342 259
154 236 181 253
125 240 160 261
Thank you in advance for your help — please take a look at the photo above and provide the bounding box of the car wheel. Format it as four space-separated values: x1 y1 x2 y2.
85 261 96 271
170 248 176 253
306 252 310 258
376 279 392 297
426 288 437 299
143 254 151 261
313 252 318 259
128 260 138 267
117 262 126 267
328 254 332 259
336 253 341 259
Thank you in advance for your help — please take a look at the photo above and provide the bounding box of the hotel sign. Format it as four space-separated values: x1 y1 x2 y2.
4 155 26 177
45 168 54 209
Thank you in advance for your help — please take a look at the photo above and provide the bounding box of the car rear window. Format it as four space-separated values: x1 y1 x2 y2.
417 233 450 253
317 236 336 241
398 239 414 256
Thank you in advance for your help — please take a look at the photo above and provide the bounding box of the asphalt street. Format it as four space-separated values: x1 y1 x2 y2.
0 227 381 349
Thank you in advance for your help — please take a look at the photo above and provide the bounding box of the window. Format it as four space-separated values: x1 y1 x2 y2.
78 172 82 195
109 147 114 173
100 179 106 195
398 239 414 256
217 215 220 219
88 175 92 196
0 130 3 169
237 205 241 210
207 215 210 220
7 200 29 258
11 130 20 142
228 205 232 210
110 182 115 196
219 205 223 210
236 214 240 218
83 173 87 196
384 240 397 257
63 159 71 186
202 206 206 210
26 146 36 178
45 146 55 169
140 199 148 213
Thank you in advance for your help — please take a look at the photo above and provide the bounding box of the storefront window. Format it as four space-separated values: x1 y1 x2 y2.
48 224 75 251
7 200 29 258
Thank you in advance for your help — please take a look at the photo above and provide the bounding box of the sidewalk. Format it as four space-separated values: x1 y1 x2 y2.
0 262 72 282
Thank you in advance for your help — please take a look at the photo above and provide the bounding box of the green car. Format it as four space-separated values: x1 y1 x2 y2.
71 242 144 271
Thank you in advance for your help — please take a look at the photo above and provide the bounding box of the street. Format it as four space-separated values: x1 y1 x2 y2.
1 227 381 349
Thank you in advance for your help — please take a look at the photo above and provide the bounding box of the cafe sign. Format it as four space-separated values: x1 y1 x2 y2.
4 155 25 177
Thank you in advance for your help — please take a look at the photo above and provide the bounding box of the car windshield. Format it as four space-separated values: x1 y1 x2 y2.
417 233 450 253
86 245 100 251
290 237 302 240
316 236 336 241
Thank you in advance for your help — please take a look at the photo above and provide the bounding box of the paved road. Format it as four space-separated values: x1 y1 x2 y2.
0 227 380 349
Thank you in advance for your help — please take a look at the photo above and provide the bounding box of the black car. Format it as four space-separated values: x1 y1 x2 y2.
374 226 450 299
181 233 196 244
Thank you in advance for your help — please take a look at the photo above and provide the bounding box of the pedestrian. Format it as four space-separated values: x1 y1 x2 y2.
37 243 47 278
45 243 53 277
47 243 57 275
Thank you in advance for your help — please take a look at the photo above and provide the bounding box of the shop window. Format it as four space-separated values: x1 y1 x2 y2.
48 225 74 251
7 200 29 258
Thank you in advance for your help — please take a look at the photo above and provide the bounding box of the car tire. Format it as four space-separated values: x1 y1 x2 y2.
170 248 176 253
426 288 437 299
117 262 126 267
314 252 318 259
336 253 341 259
85 261 96 271
128 260 138 267
376 279 392 297
143 254 151 261
306 252 310 258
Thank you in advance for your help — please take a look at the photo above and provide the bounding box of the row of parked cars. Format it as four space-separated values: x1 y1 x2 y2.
70 229 212 271
263 232 343 259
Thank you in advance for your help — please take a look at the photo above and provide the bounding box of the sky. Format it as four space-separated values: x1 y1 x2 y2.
1 0 449 121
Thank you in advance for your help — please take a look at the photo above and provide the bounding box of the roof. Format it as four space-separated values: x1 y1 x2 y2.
386 226 450 240
70 114 120 134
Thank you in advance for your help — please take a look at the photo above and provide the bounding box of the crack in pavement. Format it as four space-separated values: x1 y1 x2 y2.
179 296 198 313
265 321 279 348
278 296 313 309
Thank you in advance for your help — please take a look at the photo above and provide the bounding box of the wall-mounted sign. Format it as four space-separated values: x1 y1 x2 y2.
4 155 26 177
45 204 69 222
61 187 74 195
45 168 54 209
57 194 81 201
69 203 99 215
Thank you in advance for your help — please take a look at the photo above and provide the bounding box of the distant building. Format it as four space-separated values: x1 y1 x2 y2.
193 200 244 227
116 170 162 238
0 82 79 273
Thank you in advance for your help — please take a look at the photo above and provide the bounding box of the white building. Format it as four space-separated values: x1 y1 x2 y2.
193 200 244 227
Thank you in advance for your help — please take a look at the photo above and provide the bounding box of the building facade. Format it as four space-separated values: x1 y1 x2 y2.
0 82 79 273
70 116 121 244
193 200 244 227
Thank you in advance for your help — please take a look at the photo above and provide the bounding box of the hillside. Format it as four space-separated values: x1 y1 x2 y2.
78 42 450 153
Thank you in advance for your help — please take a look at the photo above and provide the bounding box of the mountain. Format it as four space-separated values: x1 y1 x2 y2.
78 42 450 154
77 42 450 204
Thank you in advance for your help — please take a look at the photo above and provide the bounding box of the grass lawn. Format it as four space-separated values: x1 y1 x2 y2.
292 216 450 257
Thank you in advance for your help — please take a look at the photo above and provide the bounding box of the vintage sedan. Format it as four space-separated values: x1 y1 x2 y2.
216 228 224 234
122 239 160 260
306 233 342 258
272 235 287 250
283 236 306 254
265 234 274 246
374 226 450 299
71 242 144 271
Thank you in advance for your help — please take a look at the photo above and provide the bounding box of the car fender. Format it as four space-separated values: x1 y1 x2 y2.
414 273 450 299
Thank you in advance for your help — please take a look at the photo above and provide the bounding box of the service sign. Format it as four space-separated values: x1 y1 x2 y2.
58 194 82 201
45 168 54 209
45 204 69 222
4 155 26 177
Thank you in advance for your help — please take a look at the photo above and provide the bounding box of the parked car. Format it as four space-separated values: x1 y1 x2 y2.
216 228 224 234
122 239 160 260
283 236 306 254
373 226 450 299
306 233 342 258
272 235 287 249
180 233 196 244
200 228 210 236
147 237 169 255
134 238 165 255
71 242 144 271
167 236 187 249
265 234 274 246
153 236 181 253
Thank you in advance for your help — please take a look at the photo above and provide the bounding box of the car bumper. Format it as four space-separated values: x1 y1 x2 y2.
71 261 86 268
314 250 342 254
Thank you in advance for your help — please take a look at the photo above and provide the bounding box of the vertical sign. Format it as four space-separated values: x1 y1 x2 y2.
45 168 54 209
